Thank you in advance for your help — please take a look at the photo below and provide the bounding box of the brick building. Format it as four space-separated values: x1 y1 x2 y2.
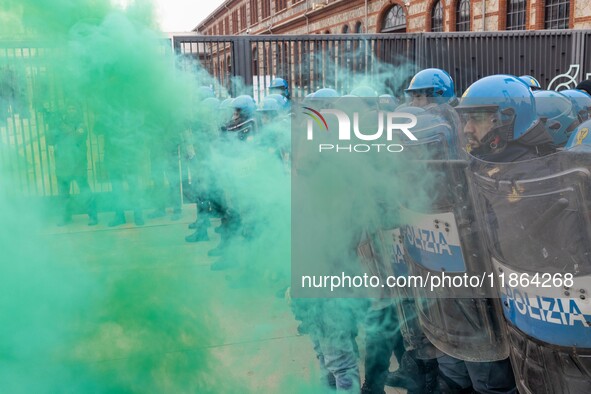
195 0 590 36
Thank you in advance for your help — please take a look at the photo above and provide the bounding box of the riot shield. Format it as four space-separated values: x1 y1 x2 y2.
468 150 591 393
358 227 438 360
400 158 509 362
395 106 509 362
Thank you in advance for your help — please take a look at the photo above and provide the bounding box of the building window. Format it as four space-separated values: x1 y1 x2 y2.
240 5 247 30
342 25 349 34
262 0 271 19
232 10 238 34
382 5 406 33
432 1 444 32
545 0 570 29
456 0 470 31
250 0 258 25
276 0 287 12
225 16 230 35
354 21 363 33
213 25 217 35
218 21 223 35
506 0 526 30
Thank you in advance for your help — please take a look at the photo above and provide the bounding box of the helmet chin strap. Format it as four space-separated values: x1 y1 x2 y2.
474 120 513 155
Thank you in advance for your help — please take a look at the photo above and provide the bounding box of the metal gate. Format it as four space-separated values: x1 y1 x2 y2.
3 30 591 200
174 30 591 99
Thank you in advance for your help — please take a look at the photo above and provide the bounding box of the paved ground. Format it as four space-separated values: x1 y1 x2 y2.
41 207 405 393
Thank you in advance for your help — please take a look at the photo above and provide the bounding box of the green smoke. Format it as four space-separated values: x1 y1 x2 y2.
0 0 236 392
0 0 442 391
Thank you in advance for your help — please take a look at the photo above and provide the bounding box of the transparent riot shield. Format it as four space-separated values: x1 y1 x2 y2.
395 106 510 362
400 158 509 362
468 150 591 394
358 227 438 360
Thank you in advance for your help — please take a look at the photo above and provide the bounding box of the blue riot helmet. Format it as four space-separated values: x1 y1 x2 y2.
224 95 258 139
349 86 379 110
565 120 591 150
391 106 459 158
518 75 542 91
219 97 233 120
269 77 290 100
310 88 340 112
257 97 281 126
533 90 579 146
456 74 541 146
350 86 378 97
313 88 340 98
265 93 289 110
405 68 456 105
232 95 256 118
201 97 220 111
258 97 281 112
559 89 591 122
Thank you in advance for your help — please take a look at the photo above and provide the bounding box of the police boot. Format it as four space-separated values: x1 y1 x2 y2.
360 381 385 394
208 213 239 256
108 211 126 227
385 351 422 391
185 218 210 243
418 358 440 394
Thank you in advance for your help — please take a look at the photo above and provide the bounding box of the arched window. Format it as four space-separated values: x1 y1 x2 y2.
342 25 349 34
456 0 470 31
545 0 570 29
431 1 444 32
354 21 363 33
382 5 406 33
506 0 526 30
324 30 330 34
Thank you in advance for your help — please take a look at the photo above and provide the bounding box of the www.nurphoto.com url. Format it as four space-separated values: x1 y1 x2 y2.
301 272 574 292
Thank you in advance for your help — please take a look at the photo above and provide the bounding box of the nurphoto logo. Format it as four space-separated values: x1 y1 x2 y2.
303 107 418 153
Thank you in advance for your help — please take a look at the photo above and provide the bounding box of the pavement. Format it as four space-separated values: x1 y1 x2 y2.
40 206 406 393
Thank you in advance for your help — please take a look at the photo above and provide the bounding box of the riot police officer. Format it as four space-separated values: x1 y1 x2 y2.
457 74 561 394
268 77 290 102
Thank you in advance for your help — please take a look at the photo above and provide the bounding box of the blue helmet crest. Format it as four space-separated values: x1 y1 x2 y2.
565 119 591 150
518 75 542 90
457 74 539 141
405 68 455 104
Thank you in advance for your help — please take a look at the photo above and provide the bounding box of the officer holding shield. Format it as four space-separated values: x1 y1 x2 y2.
458 74 591 394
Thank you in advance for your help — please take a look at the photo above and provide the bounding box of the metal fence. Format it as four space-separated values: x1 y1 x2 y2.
3 30 591 203
174 30 591 99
